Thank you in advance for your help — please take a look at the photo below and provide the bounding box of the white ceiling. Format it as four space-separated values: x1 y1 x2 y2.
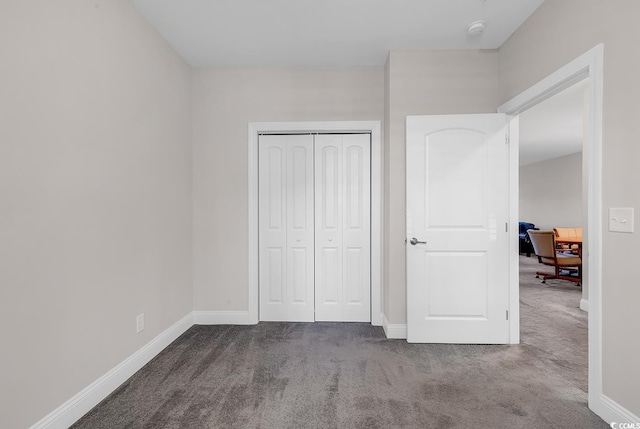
131 0 577 166
131 0 544 67
519 80 586 166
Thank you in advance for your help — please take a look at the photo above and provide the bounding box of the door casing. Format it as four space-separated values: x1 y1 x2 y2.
498 44 604 419
248 121 382 326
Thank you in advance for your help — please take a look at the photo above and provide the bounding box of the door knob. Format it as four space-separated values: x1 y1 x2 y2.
410 237 427 245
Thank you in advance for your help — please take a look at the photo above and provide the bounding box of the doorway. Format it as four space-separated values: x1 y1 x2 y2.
518 78 589 401
499 44 603 415
518 78 587 296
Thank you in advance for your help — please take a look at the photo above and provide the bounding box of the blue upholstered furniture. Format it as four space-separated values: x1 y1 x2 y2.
519 222 539 256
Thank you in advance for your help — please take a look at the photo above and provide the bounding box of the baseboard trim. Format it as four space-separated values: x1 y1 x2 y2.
593 393 640 425
29 312 194 429
580 298 589 312
382 314 407 339
193 310 252 325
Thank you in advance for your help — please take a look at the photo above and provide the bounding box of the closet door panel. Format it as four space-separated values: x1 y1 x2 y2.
342 135 371 322
259 142 287 314
285 139 314 320
314 136 343 321
315 134 370 322
259 134 314 322
266 248 284 303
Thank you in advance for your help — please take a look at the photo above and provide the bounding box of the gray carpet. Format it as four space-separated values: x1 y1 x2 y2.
72 256 607 428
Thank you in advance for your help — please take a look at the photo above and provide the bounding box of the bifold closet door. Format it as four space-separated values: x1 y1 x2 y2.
259 134 315 322
315 134 371 322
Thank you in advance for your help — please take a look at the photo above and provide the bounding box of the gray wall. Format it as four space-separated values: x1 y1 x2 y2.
499 0 640 416
519 153 583 230
191 67 384 312
383 50 500 323
191 51 500 331
0 1 193 427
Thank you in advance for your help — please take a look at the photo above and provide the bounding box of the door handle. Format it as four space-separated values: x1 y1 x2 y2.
409 237 427 245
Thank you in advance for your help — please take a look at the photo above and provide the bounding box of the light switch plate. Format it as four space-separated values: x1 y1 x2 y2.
609 208 634 233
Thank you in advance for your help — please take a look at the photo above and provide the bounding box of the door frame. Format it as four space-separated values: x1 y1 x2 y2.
498 44 604 416
248 121 382 326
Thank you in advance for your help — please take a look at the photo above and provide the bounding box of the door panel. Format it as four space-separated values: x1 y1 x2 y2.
266 147 284 230
426 131 486 227
315 134 371 322
321 248 340 303
425 252 488 317
291 248 308 303
406 114 508 343
346 145 364 229
266 248 284 303
345 247 364 303
321 145 339 230
259 134 314 322
291 146 309 229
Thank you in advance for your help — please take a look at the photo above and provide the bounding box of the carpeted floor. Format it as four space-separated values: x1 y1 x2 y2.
72 256 607 428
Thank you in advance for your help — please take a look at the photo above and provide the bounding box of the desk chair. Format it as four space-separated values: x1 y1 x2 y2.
527 230 582 286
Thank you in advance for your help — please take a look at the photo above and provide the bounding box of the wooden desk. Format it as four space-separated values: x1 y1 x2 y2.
556 237 582 258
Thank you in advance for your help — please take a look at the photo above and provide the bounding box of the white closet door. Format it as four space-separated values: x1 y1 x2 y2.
259 134 315 322
315 134 371 322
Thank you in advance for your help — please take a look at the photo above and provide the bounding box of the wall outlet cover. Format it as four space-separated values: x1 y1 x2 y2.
136 313 145 333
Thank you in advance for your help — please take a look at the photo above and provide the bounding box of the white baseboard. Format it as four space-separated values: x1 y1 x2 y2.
580 298 589 312
29 312 194 429
593 393 640 425
382 314 407 339
193 310 252 325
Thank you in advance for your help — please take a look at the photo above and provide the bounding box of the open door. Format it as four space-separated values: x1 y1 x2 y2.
406 114 510 343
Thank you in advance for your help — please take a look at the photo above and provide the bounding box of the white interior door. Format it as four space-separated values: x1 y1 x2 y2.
259 134 315 322
315 134 371 322
406 114 509 343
